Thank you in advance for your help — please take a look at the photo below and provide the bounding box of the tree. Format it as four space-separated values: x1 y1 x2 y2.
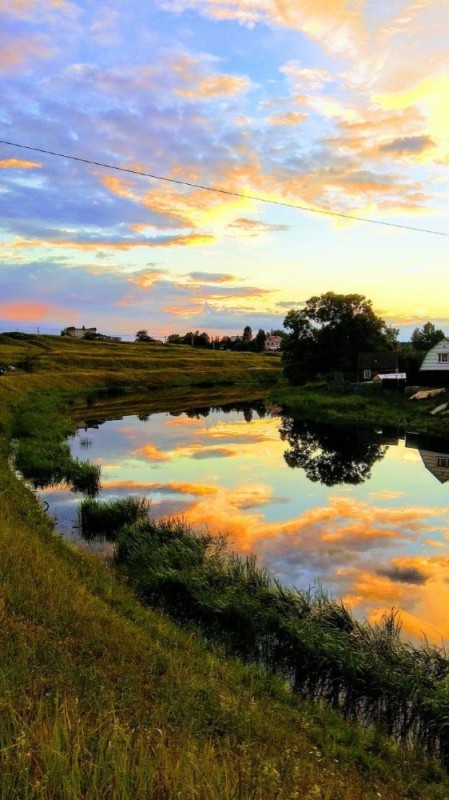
282 292 394 385
279 417 387 486
192 331 210 348
254 329 267 352
411 322 445 352
242 325 253 343
135 329 156 342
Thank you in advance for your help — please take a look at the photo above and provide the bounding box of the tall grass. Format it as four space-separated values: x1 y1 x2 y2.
77 500 449 766
79 496 150 540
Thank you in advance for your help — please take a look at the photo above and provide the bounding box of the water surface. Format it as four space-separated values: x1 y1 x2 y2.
39 402 449 644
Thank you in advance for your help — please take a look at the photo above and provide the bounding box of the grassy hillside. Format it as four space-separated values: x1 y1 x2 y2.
0 332 281 396
1 334 449 798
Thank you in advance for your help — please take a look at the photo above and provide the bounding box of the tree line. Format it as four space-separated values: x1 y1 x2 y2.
136 326 286 351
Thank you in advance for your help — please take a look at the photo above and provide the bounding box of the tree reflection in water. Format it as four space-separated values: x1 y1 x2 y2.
279 418 388 486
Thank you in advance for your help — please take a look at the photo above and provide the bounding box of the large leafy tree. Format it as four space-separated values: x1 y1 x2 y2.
282 292 395 385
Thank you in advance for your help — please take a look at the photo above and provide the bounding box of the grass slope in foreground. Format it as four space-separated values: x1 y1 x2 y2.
1 335 449 798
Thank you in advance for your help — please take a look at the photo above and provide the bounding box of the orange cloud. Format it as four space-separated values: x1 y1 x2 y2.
227 218 289 235
349 571 407 605
0 0 70 16
0 35 52 71
8 233 215 253
146 233 215 248
133 444 171 462
322 524 399 545
170 53 251 99
0 300 54 321
101 175 137 201
177 74 251 99
100 480 218 496
369 490 405 499
0 158 41 169
172 444 239 459
268 111 306 126
129 270 169 289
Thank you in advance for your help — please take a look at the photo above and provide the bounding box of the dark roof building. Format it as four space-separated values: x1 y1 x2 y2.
357 351 398 381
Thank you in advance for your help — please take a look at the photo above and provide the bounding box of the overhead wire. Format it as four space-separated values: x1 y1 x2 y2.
1 138 448 238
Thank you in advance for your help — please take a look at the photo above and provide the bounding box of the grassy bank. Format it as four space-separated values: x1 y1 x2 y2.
1 334 449 797
274 381 449 435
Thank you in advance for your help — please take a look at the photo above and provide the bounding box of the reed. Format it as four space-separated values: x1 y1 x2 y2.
73 503 449 766
79 496 150 540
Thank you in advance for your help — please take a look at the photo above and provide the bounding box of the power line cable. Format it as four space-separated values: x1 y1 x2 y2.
1 138 448 238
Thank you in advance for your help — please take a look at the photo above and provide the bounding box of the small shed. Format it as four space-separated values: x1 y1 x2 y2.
419 338 449 386
357 351 398 382
373 372 407 391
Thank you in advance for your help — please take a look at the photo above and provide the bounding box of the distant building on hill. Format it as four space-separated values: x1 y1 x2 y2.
61 326 121 342
265 334 282 351
62 326 97 339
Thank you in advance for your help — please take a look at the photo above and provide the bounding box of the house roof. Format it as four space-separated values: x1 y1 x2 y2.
357 351 398 370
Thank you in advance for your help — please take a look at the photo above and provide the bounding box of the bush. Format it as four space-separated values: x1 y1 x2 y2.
78 497 150 540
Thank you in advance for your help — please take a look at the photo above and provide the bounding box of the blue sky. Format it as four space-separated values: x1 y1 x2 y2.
1 0 449 338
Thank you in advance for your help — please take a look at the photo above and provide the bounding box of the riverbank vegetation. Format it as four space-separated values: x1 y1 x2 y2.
2 332 449 796
274 381 449 434
77 500 449 770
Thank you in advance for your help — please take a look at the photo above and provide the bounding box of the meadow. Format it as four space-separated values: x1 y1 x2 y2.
1 332 449 798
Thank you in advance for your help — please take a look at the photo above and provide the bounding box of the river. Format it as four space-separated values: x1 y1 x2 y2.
38 400 449 645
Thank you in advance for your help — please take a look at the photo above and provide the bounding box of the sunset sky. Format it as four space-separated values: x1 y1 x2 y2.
1 0 449 339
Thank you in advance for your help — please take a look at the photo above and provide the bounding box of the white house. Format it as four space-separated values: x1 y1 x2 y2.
265 334 282 351
420 337 449 371
419 337 449 387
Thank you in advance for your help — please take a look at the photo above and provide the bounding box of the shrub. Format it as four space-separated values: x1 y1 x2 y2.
78 497 150 540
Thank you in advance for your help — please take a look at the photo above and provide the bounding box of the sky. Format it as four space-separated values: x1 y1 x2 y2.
1 0 449 339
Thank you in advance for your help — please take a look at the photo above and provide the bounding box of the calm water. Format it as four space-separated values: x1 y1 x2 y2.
39 402 449 644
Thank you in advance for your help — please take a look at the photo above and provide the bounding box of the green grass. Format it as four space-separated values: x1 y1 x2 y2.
0 332 281 397
1 334 449 797
273 381 449 434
